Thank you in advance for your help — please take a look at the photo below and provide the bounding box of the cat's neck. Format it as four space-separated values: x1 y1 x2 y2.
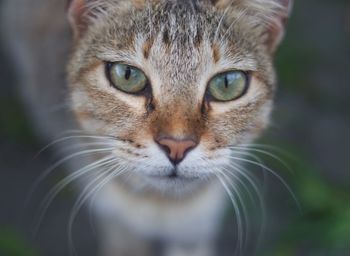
93 177 227 242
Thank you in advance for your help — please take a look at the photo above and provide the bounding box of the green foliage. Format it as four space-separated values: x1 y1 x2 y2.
0 228 38 256
261 143 350 255
0 96 35 143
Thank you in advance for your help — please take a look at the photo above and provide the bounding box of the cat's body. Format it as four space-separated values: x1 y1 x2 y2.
2 0 292 255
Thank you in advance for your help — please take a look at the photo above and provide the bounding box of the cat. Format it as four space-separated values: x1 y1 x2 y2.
2 0 292 255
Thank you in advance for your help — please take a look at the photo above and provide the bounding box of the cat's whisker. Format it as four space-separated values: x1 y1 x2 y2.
58 130 125 143
68 169 111 256
59 142 119 155
228 161 261 195
216 168 250 249
230 148 272 192
222 165 259 209
214 172 244 256
227 155 301 212
228 147 293 247
241 143 299 175
35 134 118 157
231 147 292 213
33 155 117 236
68 163 127 256
87 164 136 239
226 161 266 217
223 163 266 250
229 145 294 174
29 147 116 203
239 143 295 159
228 144 298 243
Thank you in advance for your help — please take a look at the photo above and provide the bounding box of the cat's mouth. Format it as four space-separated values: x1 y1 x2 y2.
146 167 204 182
145 173 203 193
148 168 191 180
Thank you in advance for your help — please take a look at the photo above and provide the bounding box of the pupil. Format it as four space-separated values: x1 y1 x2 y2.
224 75 229 88
124 67 131 80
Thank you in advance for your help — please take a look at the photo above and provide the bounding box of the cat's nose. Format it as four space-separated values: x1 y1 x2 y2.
156 137 198 165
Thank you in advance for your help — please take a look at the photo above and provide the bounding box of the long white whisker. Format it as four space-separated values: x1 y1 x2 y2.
224 163 266 251
229 146 293 174
228 155 301 211
68 163 126 256
216 168 249 249
59 142 118 154
222 166 255 211
240 143 297 162
231 149 270 194
27 147 116 207
214 173 244 255
33 155 116 235
226 161 265 216
35 135 117 157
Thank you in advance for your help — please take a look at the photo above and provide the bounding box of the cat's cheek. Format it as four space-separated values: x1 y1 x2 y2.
69 88 138 138
202 100 273 150
70 89 104 132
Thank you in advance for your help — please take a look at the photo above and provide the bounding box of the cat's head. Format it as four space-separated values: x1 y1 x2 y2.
67 0 292 194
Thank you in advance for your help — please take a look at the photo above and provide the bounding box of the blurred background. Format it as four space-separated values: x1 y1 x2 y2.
0 0 350 255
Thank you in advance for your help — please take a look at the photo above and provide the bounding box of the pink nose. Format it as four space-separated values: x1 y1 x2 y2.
156 137 198 165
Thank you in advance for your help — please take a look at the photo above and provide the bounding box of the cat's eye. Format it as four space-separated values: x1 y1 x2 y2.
107 63 148 94
208 71 248 102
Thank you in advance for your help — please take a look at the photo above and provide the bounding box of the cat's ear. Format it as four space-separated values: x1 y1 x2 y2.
67 0 90 38
265 0 293 53
67 0 111 38
212 0 293 53
67 0 155 38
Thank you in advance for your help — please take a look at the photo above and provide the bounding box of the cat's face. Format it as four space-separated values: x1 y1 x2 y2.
67 0 290 193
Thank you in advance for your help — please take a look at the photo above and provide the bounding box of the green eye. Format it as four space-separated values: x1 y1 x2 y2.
208 71 248 101
107 63 147 93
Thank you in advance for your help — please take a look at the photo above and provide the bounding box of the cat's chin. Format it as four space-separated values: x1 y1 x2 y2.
146 173 201 187
144 175 210 196
117 169 213 197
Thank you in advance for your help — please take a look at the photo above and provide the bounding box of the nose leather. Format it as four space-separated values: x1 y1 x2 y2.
156 138 197 165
